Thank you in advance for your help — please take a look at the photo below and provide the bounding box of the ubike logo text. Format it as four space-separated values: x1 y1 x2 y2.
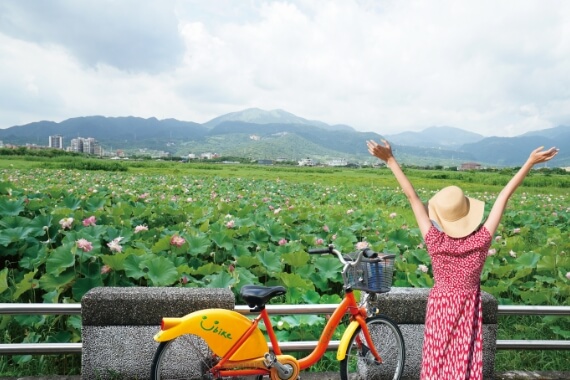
200 315 233 340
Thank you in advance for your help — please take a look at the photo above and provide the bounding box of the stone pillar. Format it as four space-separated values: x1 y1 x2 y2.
81 287 235 380
370 287 498 380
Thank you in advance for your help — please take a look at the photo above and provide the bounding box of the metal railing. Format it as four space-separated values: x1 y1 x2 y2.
1 303 569 355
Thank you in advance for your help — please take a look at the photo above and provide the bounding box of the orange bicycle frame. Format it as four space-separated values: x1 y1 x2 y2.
157 289 383 378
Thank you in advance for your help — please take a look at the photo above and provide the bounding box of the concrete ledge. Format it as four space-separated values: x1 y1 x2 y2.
371 287 498 380
373 287 498 324
81 287 235 379
80 286 498 379
81 287 234 326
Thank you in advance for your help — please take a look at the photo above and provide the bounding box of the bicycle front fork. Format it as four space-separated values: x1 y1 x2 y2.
360 292 380 316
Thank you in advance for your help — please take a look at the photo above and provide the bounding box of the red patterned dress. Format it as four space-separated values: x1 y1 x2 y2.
420 225 492 380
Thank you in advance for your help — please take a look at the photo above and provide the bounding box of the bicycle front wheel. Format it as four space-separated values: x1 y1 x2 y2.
339 315 405 380
151 335 215 380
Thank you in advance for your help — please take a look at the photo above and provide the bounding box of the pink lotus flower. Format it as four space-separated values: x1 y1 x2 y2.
356 241 369 250
513 228 521 234
170 235 185 248
226 220 235 229
100 265 112 274
59 217 74 230
488 248 497 256
107 237 123 253
315 238 324 245
566 272 570 280
134 225 148 233
347 209 354 215
418 264 428 273
509 250 517 258
278 238 287 246
323 225 330 232
82 216 96 227
389 212 397 219
76 238 93 252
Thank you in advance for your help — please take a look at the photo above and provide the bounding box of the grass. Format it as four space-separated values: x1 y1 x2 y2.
495 315 570 372
0 354 81 377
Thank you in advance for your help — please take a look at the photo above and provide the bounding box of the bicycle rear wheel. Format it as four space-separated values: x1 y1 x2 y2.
339 315 405 380
151 335 215 380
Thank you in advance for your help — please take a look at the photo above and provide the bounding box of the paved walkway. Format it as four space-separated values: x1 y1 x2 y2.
2 371 570 379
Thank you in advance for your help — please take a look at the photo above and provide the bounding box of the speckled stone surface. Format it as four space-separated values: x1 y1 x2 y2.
369 287 498 380
81 326 211 380
372 287 498 324
388 324 497 380
81 287 235 379
81 287 235 326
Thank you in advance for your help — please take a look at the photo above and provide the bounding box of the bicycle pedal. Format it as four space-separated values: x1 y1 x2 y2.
263 352 276 367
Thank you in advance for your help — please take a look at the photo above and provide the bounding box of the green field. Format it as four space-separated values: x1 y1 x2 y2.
0 156 568 375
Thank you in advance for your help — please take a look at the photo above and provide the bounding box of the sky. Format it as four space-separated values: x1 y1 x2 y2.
1 0 569 137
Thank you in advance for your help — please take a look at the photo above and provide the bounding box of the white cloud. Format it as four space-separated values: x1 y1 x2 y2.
0 0 569 137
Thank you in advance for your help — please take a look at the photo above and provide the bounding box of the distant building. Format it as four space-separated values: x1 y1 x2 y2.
83 138 97 154
298 158 315 166
48 135 63 149
200 152 219 159
327 158 347 167
69 137 102 156
257 159 273 165
154 151 170 158
459 162 482 170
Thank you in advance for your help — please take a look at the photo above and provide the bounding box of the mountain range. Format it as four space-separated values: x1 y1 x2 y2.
0 108 568 167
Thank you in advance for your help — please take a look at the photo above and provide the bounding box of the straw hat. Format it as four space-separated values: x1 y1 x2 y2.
427 186 485 238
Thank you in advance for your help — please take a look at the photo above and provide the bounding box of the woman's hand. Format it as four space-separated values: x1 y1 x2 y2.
528 146 559 166
367 139 394 163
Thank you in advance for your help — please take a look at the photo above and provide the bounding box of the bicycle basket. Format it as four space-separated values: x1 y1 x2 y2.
344 254 396 293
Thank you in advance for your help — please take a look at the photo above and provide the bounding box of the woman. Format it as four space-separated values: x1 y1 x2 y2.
367 139 558 380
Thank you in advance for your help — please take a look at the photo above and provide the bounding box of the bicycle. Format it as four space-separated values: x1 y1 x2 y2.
150 244 405 380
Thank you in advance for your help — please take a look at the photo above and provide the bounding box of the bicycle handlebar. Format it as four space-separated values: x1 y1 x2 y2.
308 244 378 267
308 244 334 255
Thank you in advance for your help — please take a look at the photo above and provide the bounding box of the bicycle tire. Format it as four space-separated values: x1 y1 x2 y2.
151 335 215 380
339 315 405 380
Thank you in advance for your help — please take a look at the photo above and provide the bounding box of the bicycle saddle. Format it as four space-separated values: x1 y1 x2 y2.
240 285 287 310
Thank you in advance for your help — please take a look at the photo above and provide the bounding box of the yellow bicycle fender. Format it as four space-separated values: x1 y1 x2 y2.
153 308 268 361
336 320 360 361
